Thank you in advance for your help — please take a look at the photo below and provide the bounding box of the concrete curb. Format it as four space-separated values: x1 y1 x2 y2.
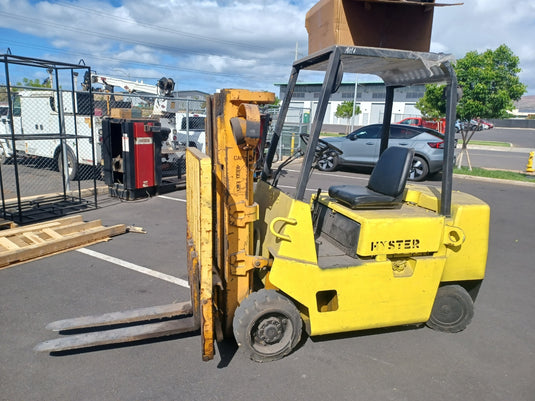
453 173 535 187
465 145 534 153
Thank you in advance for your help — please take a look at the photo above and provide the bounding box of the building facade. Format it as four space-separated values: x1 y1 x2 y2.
275 81 426 130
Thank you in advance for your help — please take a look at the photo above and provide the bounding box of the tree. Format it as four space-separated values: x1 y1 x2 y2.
335 101 361 134
1 77 51 102
16 77 51 88
416 44 526 169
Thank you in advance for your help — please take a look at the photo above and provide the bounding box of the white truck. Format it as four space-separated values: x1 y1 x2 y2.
0 74 184 180
173 112 206 153
0 89 98 181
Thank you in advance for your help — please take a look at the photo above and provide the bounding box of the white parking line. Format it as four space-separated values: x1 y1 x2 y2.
76 248 190 288
158 195 186 202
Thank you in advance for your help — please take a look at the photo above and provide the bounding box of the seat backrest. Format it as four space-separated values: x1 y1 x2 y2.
327 146 414 209
367 146 414 197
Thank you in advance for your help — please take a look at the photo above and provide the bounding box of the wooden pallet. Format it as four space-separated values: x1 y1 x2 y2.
0 215 126 269
0 219 17 230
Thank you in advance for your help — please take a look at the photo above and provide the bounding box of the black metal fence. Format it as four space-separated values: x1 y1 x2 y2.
266 105 311 160
0 54 98 224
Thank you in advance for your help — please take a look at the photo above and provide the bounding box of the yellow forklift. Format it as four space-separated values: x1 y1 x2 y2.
36 46 489 363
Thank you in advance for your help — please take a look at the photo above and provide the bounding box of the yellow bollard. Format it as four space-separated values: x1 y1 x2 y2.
527 151 535 173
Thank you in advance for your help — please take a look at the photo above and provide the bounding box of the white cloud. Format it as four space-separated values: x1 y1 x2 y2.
0 0 533 94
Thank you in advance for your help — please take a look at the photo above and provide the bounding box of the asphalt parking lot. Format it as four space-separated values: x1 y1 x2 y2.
1 167 534 401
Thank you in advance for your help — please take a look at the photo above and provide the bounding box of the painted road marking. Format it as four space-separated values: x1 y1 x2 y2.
158 195 186 202
76 248 189 288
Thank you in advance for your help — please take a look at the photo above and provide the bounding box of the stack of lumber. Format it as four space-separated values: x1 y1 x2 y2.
0 215 126 269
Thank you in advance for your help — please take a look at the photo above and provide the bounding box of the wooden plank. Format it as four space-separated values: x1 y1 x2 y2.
0 237 20 251
3 235 30 249
0 224 127 267
0 219 127 269
52 220 103 236
22 232 47 244
0 219 17 230
0 215 83 238
42 228 63 240
2 186 108 205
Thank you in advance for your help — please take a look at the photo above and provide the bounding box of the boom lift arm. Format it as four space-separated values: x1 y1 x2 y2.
82 72 175 97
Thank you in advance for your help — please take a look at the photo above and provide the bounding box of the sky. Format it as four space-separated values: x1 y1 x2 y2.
1 0 534 96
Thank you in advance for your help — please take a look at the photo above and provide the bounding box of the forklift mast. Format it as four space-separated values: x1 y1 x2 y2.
186 89 275 360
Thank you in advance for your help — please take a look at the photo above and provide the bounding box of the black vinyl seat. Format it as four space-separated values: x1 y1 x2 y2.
328 146 415 209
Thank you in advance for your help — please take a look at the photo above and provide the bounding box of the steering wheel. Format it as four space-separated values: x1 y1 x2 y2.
300 133 342 160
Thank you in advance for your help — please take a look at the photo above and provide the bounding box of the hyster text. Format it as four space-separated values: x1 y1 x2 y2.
371 239 420 252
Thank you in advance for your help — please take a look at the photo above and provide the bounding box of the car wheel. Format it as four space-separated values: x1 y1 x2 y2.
317 151 339 172
409 155 429 182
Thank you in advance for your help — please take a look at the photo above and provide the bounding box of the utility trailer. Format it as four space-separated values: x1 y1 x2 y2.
36 46 489 363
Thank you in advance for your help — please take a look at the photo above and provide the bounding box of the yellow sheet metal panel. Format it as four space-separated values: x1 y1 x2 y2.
356 210 444 257
441 191 490 281
404 185 440 212
258 187 447 336
186 147 212 260
254 181 317 265
269 254 445 336
319 195 445 257
226 90 275 105
185 147 214 361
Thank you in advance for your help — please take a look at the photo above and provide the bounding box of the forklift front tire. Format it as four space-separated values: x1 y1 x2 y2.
233 289 302 362
426 285 474 333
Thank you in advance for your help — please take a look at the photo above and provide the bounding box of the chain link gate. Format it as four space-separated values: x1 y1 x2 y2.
0 54 98 224
266 105 311 161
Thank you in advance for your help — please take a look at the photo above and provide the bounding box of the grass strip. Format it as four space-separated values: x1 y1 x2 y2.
458 140 511 147
454 166 535 183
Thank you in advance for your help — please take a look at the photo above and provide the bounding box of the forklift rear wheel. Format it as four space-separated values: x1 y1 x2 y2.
426 285 474 333
233 289 302 362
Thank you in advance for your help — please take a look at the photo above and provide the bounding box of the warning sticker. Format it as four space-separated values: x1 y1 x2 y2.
122 134 130 152
135 137 153 145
